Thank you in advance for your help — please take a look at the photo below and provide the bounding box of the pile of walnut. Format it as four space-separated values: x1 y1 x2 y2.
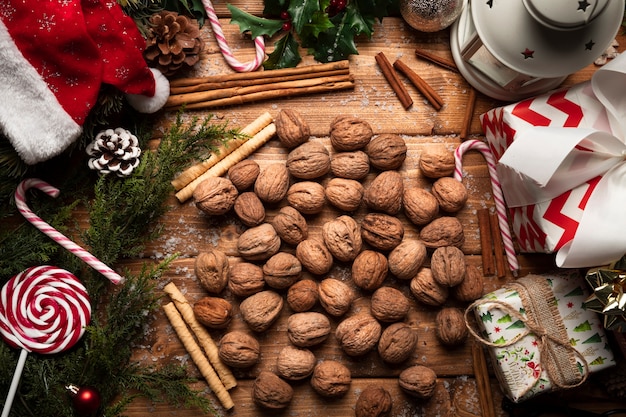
190 110 484 414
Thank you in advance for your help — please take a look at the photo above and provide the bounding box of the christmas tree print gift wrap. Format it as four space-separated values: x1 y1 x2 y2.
466 273 615 402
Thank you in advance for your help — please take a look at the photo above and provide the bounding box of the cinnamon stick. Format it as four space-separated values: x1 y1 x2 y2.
392 59 443 110
489 210 507 278
414 48 458 73
460 87 477 140
472 343 496 417
477 208 495 276
375 52 413 109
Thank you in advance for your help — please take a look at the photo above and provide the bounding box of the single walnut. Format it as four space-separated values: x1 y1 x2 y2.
275 109 310 148
194 296 232 329
324 178 364 212
370 287 410 322
310 360 351 398
352 250 388 291
276 345 316 381
419 148 455 178
228 159 260 191
365 133 407 171
233 191 265 227
329 116 373 151
254 163 290 204
286 141 331 179
228 262 265 297
262 252 302 290
318 278 354 317
239 290 283 332
361 213 404 252
403 188 439 226
271 205 308 246
296 238 334 276
330 150 370 179
430 246 466 287
287 312 331 347
410 268 449 306
398 365 438 399
335 313 382 356
237 223 281 261
193 177 238 216
419 216 464 248
287 181 326 215
435 307 468 346
287 279 318 312
378 322 418 364
195 249 229 294
218 330 260 368
355 386 392 417
388 239 427 280
452 264 484 302
322 215 362 262
252 371 294 409
431 177 468 213
364 170 404 215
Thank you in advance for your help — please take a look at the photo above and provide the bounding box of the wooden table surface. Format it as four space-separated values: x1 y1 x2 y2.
122 2 626 416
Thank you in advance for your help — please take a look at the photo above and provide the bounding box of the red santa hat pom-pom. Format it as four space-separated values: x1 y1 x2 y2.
126 68 170 114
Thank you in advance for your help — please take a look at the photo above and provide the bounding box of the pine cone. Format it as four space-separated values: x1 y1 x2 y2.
144 11 204 77
86 128 141 177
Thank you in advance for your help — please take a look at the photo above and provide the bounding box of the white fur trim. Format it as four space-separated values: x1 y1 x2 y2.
0 20 82 165
125 68 170 113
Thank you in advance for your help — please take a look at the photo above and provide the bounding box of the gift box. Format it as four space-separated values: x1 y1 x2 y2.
468 273 615 402
480 52 626 268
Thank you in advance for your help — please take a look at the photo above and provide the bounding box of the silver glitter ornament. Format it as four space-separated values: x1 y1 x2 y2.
400 0 464 32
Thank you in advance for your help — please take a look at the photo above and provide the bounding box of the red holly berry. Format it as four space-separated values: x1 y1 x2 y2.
282 21 292 31
280 11 290 20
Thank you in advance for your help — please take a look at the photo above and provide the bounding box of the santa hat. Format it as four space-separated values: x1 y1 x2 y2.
0 0 170 165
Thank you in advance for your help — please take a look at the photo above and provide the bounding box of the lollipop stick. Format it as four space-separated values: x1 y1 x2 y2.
1 349 28 417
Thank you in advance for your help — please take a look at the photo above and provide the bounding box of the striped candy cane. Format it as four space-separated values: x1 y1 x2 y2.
202 0 265 72
454 140 520 275
14 179 124 285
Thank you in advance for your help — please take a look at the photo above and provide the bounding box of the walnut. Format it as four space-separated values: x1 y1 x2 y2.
363 170 404 215
324 178 364 212
195 249 229 294
431 177 468 213
193 176 238 216
228 159 260 191
419 216 464 249
252 371 294 409
361 213 404 252
403 188 439 226
430 246 466 287
296 238 334 276
228 262 265 297
409 268 449 306
287 279 318 312
365 133 407 171
310 360 351 398
419 148 455 178
271 205 308 246
286 141 331 179
452 264 484 302
262 252 302 290
370 287 410 322
355 386 392 417
239 290 283 332
435 307 468 346
237 223 281 261
233 191 265 227
378 322 418 364
335 312 382 356
330 150 370 179
329 116 373 151
322 215 362 262
193 296 232 329
318 278 354 317
287 312 331 347
218 330 260 368
275 109 310 148
254 162 290 204
398 365 438 399
276 345 316 381
286 181 326 215
352 250 388 291
388 239 427 280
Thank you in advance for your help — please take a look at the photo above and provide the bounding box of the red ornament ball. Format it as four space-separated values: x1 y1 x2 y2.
67 385 102 416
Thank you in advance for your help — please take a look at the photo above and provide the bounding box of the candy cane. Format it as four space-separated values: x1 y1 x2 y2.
454 140 520 275
14 178 124 285
201 0 265 72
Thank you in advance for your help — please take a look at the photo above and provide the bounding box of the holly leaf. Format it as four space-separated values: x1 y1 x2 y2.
311 14 359 62
344 3 376 37
300 10 335 39
355 0 399 21
263 0 290 16
288 0 322 33
264 32 302 69
227 4 283 38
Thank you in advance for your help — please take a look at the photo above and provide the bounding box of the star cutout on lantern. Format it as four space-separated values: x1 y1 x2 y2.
584 266 626 332
585 40 595 51
521 48 534 59
486 0 493 8
578 0 590 11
